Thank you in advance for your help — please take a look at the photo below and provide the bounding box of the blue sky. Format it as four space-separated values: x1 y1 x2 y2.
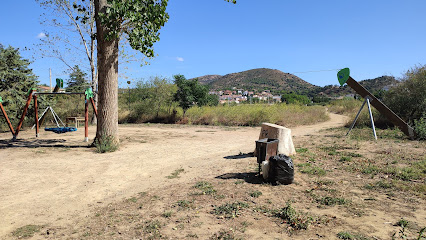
1 0 425 88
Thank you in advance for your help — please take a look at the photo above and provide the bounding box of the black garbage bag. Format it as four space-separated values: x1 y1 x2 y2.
268 154 294 185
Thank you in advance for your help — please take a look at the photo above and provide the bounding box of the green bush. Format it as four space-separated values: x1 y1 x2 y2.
414 116 426 140
384 65 426 136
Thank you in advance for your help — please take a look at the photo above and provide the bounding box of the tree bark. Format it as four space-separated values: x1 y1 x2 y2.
94 0 119 147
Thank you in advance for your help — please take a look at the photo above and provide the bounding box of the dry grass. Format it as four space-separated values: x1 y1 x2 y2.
186 104 329 127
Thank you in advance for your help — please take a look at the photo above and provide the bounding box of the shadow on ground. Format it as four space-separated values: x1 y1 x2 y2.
223 152 254 159
215 172 264 184
0 139 91 149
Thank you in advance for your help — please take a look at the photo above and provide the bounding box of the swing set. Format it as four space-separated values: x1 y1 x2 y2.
0 79 97 142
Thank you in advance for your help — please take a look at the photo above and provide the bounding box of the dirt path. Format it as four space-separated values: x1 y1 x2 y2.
0 113 348 238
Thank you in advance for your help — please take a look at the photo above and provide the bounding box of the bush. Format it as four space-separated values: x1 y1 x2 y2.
384 65 426 132
414 116 426 140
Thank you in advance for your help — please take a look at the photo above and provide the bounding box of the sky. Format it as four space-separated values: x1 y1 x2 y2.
1 0 426 88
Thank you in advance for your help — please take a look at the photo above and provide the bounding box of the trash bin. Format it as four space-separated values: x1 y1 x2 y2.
255 138 279 174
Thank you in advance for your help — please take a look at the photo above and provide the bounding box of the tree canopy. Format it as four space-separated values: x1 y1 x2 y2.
0 45 46 129
66 65 89 92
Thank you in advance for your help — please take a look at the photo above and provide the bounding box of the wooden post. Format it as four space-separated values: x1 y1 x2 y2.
84 99 89 142
0 102 15 136
34 95 39 137
90 97 98 117
14 90 34 139
346 77 415 138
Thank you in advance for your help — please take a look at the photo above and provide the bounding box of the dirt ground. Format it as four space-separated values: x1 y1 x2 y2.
1 113 425 239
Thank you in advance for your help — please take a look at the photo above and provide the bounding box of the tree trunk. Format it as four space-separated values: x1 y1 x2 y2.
94 0 119 147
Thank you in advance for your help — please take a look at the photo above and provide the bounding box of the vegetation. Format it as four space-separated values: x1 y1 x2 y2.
166 168 185 179
213 201 249 218
281 92 310 105
174 74 217 117
0 44 50 132
274 202 312 230
66 65 89 92
383 65 426 139
185 104 328 127
12 225 43 238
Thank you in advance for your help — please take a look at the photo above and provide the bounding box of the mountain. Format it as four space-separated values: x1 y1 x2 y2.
195 68 317 93
314 76 399 97
193 68 399 97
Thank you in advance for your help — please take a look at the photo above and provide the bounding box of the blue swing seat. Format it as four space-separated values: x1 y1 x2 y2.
45 127 77 134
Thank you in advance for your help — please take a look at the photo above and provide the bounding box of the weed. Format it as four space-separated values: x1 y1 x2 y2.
361 164 380 175
194 181 216 195
340 156 352 162
396 218 410 228
365 180 394 190
213 201 249 218
210 229 242 240
94 135 118 153
234 180 244 185
143 220 162 238
162 211 173 218
297 163 326 176
296 148 308 153
346 152 363 158
314 179 335 186
127 197 138 203
274 202 312 230
186 233 199 238
175 200 194 210
316 196 347 206
166 168 185 179
249 190 262 198
12 225 43 238
337 231 370 240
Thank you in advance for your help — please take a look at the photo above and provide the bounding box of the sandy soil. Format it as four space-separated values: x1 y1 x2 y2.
0 113 349 239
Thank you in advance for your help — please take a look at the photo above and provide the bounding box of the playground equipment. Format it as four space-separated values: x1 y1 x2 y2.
0 78 97 142
337 68 416 139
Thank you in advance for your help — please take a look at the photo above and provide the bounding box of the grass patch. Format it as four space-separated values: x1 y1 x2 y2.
316 196 347 206
94 135 119 153
162 211 173 218
296 148 308 153
213 201 249 218
210 229 242 240
337 231 370 240
297 163 326 176
339 156 352 162
166 168 185 179
186 104 329 127
194 181 216 195
175 200 194 210
249 190 262 198
12 225 43 238
364 180 394 190
274 202 313 230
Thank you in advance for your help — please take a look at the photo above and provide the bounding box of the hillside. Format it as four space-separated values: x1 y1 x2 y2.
313 76 399 97
194 69 398 97
195 68 317 93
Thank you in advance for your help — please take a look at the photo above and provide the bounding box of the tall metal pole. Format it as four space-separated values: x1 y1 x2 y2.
366 98 378 140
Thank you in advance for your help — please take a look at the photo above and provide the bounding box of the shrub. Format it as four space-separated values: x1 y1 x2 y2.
94 135 119 153
384 65 426 131
414 116 426 140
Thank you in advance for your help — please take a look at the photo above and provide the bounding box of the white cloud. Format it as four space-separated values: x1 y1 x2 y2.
37 32 46 39
176 57 184 62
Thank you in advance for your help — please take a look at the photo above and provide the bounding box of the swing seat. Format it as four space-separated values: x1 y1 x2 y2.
45 127 77 134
